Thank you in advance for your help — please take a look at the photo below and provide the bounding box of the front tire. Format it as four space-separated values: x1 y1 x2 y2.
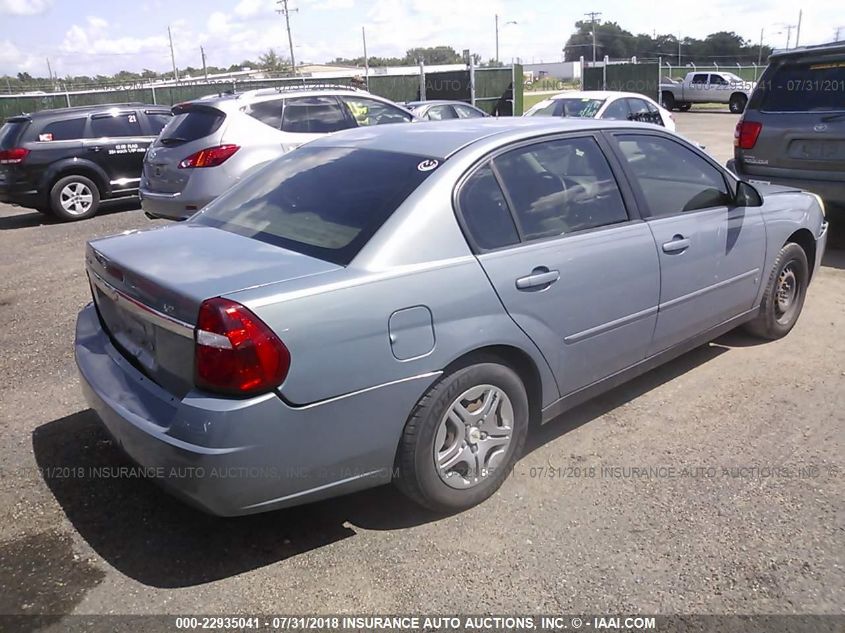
745 243 809 339
49 174 101 221
729 93 748 114
394 361 529 513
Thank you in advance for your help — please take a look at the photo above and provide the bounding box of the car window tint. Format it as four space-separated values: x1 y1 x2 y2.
40 118 86 141
0 119 28 148
493 137 628 240
458 164 519 250
692 74 708 84
244 99 283 129
90 112 142 137
145 112 171 135
454 104 484 118
757 61 845 112
709 74 728 85
615 134 731 217
160 108 224 145
282 96 352 133
341 97 413 125
601 99 630 120
425 105 458 120
627 98 663 126
193 147 438 265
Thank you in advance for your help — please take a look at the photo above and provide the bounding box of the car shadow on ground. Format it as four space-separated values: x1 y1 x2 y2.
32 340 733 588
0 199 141 230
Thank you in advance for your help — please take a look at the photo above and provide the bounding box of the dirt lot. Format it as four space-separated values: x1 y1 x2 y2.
0 113 843 626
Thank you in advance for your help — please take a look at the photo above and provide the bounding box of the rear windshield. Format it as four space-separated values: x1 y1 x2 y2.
0 119 28 149
159 108 224 146
758 60 845 112
193 146 440 265
528 98 605 118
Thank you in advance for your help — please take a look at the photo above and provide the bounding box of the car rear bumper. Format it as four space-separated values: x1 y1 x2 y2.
727 159 845 207
75 303 434 516
138 187 213 221
0 184 41 208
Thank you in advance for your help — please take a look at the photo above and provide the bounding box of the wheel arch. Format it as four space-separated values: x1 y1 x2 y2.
41 159 110 198
785 228 817 280
440 344 545 428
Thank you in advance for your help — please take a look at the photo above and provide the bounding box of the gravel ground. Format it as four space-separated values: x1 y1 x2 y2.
0 113 842 625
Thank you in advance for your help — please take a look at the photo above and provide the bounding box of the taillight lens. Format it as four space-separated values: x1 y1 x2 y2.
178 144 240 169
0 148 29 164
195 297 290 396
734 120 762 150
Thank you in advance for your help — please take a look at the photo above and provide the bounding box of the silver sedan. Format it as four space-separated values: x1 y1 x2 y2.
75 118 828 515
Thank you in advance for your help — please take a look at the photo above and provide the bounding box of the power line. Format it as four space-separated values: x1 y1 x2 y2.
276 0 298 76
584 11 602 66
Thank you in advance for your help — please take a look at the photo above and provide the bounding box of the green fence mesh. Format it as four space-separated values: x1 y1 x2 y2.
583 63 660 100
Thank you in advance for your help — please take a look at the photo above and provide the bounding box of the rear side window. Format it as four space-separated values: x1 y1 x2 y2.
455 104 484 119
281 96 351 133
243 99 282 129
193 146 438 265
493 137 628 240
458 164 519 250
692 74 708 84
614 134 731 216
145 111 172 135
341 97 412 126
90 112 142 138
40 118 86 141
0 119 29 148
159 108 225 146
758 60 845 112
425 105 457 121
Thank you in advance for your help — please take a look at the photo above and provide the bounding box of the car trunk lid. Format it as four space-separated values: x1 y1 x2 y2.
86 223 340 397
143 104 226 194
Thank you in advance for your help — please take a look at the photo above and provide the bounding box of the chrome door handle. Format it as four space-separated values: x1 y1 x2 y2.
662 236 690 253
516 268 560 290
90 146 102 152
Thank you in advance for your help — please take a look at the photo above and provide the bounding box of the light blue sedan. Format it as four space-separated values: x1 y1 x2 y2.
75 118 828 515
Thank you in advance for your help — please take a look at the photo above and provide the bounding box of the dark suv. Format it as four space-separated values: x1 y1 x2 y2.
728 42 845 215
0 103 171 220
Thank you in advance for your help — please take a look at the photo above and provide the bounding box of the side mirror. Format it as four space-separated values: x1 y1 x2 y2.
735 180 763 207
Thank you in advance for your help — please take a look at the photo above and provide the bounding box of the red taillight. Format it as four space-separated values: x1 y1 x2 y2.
735 120 762 150
194 297 290 396
0 148 29 164
178 144 240 169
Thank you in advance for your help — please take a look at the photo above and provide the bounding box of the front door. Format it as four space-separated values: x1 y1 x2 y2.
458 135 661 397
608 132 766 354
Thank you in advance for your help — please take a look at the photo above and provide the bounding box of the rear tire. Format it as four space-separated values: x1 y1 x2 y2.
394 361 529 513
729 93 747 114
49 174 101 221
661 92 675 111
745 243 809 340
678 103 692 112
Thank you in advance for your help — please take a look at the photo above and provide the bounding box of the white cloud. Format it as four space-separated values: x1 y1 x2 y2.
86 16 108 31
234 0 271 18
0 0 52 15
207 12 231 35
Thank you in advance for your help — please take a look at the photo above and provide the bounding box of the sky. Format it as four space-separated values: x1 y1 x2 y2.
0 0 842 77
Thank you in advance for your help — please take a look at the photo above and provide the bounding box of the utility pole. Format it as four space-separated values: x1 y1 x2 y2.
168 25 179 83
276 0 298 76
677 34 681 66
784 24 795 50
795 10 802 47
361 26 369 90
584 11 602 67
836 26 844 41
758 28 764 65
495 14 499 63
46 57 53 90
201 45 208 81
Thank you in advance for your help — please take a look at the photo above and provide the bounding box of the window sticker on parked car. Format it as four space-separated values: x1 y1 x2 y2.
417 159 439 172
38 133 53 141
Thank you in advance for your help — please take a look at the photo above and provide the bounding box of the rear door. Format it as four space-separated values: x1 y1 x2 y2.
742 57 845 185
280 95 354 146
87 110 150 190
423 104 458 121
457 135 660 397
608 132 766 354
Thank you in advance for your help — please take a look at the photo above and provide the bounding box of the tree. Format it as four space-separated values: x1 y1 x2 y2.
402 46 463 65
258 49 291 72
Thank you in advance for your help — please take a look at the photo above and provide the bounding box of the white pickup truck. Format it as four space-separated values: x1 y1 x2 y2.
660 71 756 113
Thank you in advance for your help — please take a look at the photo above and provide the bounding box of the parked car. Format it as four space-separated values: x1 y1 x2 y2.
727 41 845 213
0 103 171 220
523 91 676 132
76 118 827 516
140 85 415 221
660 70 755 113
405 100 489 120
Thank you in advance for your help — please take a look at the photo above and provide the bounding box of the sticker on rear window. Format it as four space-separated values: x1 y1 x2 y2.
38 133 53 141
417 159 439 172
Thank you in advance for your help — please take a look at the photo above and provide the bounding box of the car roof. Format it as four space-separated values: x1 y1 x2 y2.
407 100 477 107
543 90 654 101
195 86 383 109
6 103 161 121
305 117 654 159
770 40 845 60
